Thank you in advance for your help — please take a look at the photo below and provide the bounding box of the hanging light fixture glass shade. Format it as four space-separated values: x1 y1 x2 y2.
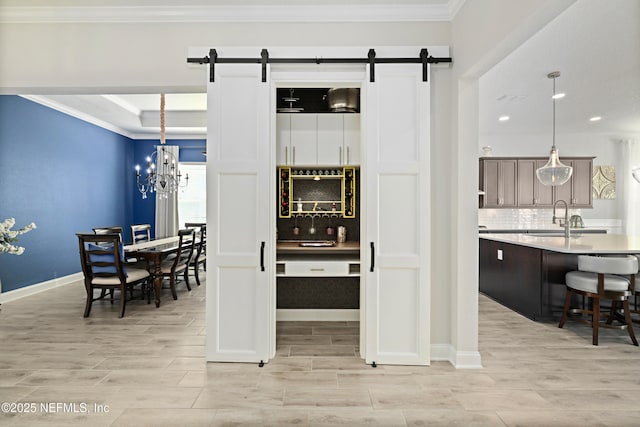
536 71 573 186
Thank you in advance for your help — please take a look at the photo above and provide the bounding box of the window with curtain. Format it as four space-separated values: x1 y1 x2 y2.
178 163 206 227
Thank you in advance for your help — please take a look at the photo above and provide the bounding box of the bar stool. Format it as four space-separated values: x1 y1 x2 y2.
631 255 640 323
558 255 638 346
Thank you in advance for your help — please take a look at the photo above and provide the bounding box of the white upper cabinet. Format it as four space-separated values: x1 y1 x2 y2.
317 114 344 165
276 113 360 166
290 114 317 165
276 114 291 165
343 113 360 165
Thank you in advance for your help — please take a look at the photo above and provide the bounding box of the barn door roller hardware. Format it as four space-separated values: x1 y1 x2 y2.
187 48 452 83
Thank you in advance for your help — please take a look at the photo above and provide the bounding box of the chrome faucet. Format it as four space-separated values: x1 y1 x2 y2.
552 199 570 238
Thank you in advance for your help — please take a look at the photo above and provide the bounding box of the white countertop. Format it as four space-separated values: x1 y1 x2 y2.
479 233 640 254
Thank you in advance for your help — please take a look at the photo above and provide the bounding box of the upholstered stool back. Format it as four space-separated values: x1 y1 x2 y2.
578 255 638 275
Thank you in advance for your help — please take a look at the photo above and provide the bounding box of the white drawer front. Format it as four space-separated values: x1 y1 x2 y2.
284 261 349 277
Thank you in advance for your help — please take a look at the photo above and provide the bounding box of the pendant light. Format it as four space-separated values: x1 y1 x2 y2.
536 71 573 186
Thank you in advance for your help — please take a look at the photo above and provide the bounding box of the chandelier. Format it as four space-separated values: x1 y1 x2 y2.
135 94 188 199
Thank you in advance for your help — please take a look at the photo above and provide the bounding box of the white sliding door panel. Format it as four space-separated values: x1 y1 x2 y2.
365 64 430 366
206 64 271 363
218 173 257 254
379 174 419 256
379 269 419 354
218 267 258 351
376 75 419 163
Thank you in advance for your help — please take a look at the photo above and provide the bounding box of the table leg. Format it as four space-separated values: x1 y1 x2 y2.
152 254 162 308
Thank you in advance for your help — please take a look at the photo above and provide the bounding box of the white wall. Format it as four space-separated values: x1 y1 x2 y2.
0 21 449 93
449 0 576 365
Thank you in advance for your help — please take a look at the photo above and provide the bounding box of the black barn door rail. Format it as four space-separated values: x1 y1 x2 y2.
187 48 452 83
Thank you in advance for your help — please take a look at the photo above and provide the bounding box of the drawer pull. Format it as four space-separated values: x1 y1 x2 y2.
310 268 325 272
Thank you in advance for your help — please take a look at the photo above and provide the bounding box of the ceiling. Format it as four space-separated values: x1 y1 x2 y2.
479 0 640 139
15 1 640 141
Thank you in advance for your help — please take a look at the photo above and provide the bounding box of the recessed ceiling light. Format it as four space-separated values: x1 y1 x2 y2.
589 116 602 122
498 115 510 121
552 93 565 99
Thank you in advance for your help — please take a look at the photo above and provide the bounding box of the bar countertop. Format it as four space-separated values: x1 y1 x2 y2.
479 233 640 254
276 241 360 255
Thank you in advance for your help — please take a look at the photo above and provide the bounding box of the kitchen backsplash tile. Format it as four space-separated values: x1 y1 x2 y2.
478 209 623 233
478 208 582 229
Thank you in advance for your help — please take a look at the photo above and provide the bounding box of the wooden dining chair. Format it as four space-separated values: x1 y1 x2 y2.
93 226 124 241
184 224 206 287
77 233 151 318
130 224 151 244
156 228 196 300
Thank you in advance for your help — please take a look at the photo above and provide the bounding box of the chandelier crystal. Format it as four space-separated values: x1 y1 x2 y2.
135 94 188 199
536 71 573 186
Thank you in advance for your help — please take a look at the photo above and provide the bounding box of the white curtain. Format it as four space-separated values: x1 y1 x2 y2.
620 139 640 235
155 145 180 238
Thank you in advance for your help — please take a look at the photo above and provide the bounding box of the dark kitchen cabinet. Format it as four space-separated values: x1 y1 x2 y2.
517 159 553 207
479 157 593 209
479 159 517 208
553 158 593 207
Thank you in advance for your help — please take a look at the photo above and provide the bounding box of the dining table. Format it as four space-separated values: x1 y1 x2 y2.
124 236 180 308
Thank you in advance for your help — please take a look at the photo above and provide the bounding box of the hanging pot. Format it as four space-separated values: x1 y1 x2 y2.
326 88 359 113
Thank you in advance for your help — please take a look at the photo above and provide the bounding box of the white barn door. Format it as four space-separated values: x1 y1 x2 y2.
206 64 271 363
365 64 431 365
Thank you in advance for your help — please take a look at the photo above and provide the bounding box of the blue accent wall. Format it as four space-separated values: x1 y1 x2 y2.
0 95 206 293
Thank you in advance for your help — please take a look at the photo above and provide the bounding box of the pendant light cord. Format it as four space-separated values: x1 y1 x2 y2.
552 76 556 149
160 93 166 145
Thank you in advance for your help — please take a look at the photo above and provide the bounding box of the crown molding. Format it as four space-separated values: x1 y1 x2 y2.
0 4 452 24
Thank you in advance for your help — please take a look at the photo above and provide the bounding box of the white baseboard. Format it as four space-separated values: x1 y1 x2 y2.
430 344 483 368
276 309 359 321
0 272 83 304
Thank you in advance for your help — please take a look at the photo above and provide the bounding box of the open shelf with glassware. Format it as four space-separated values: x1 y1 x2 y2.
278 166 356 219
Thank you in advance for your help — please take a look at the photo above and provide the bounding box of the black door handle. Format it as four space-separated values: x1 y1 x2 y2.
260 241 265 272
370 242 375 272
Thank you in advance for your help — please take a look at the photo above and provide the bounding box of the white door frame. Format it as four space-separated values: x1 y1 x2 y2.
269 67 369 359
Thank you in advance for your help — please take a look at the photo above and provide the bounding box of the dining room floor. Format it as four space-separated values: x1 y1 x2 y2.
1 274 640 426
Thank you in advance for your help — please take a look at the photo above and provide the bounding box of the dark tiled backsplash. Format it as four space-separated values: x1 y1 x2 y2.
278 215 359 241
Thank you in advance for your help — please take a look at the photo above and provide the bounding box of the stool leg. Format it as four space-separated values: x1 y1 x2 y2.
558 288 573 328
622 299 639 346
592 297 600 346
606 300 618 325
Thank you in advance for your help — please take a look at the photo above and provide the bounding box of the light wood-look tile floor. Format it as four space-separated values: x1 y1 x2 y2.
1 274 640 426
